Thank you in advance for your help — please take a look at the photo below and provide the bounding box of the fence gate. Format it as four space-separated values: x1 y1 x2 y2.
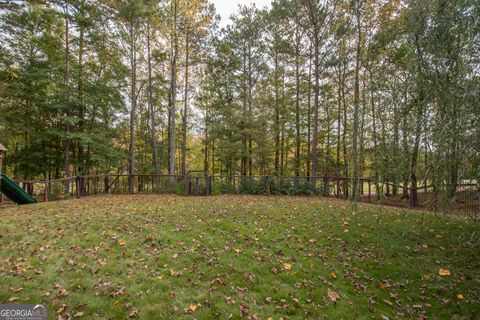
184 171 211 196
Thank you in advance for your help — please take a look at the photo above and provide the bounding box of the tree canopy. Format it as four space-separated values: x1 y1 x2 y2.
0 0 478 204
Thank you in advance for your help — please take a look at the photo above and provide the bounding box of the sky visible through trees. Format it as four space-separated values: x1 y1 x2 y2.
211 0 271 27
0 0 479 206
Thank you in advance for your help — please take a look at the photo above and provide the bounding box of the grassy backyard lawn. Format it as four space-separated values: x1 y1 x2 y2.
0 195 478 319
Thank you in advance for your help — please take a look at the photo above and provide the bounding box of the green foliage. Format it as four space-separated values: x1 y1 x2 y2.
0 0 478 210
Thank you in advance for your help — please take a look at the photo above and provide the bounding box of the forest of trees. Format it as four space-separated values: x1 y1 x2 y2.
0 0 479 203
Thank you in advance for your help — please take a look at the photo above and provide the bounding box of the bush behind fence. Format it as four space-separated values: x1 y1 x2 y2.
1 174 478 218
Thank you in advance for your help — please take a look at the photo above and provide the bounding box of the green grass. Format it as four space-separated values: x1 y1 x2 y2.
0 195 479 319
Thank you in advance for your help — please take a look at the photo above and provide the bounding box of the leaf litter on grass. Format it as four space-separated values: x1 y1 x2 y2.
0 195 478 319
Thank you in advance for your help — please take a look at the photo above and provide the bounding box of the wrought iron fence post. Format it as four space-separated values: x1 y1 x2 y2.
409 186 418 208
195 177 199 196
105 175 110 194
129 174 134 194
76 176 81 199
324 177 329 197
368 179 372 203
44 179 49 202
205 175 211 196
184 175 190 196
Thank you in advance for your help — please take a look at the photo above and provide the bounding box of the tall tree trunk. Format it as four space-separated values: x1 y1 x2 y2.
370 72 380 201
392 81 400 196
359 76 367 180
169 0 178 176
311 34 320 178
294 29 301 177
401 88 410 198
129 21 137 193
181 34 189 176
280 118 285 175
410 106 423 207
306 46 312 178
341 64 348 197
241 47 247 176
204 108 209 173
147 21 160 178
247 46 253 176
274 50 280 175
64 5 71 195
77 22 86 175
336 65 342 173
351 2 362 205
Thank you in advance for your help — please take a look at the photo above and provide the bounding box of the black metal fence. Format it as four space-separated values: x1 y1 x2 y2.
1 174 478 218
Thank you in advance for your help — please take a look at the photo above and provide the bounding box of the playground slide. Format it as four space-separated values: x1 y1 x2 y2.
0 174 37 205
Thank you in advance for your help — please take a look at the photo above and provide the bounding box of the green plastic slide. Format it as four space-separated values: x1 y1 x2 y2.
0 174 37 205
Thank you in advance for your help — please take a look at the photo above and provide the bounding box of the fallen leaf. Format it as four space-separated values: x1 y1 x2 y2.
331 271 337 279
456 294 464 300
184 304 197 313
283 263 292 271
128 308 139 318
439 268 451 276
58 288 69 297
170 269 182 276
8 297 19 302
239 305 250 316
118 239 126 246
327 289 340 302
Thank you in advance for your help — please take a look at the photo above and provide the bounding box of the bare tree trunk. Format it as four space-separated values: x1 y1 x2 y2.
336 65 342 173
280 118 285 175
129 21 137 193
169 0 178 176
392 81 400 196
306 46 312 178
274 50 280 175
64 5 71 195
342 66 348 197
204 108 209 173
370 77 380 201
311 34 320 178
181 34 189 177
401 88 409 198
294 28 301 177
77 22 85 176
147 21 160 178
410 97 425 207
247 47 253 176
351 2 362 205
241 47 247 176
